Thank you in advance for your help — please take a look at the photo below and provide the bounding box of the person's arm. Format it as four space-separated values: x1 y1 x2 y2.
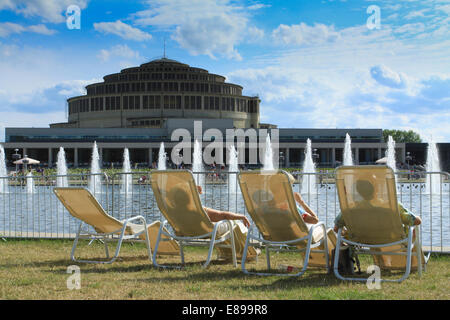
333 212 345 233
293 192 319 224
398 202 422 226
204 207 250 228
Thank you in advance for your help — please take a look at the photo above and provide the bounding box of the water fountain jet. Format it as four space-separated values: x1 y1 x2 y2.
301 139 317 194
0 145 8 193
56 147 68 188
122 148 132 194
425 138 441 195
88 141 101 193
193 139 205 191
343 133 354 166
157 142 167 170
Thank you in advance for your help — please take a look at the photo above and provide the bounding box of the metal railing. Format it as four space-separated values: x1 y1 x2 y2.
0 170 448 254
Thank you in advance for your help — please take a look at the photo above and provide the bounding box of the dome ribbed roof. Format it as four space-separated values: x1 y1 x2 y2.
141 58 189 67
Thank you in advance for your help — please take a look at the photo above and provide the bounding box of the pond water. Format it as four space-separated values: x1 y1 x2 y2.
0 181 449 250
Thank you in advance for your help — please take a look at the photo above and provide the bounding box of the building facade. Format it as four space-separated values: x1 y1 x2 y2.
53 58 260 129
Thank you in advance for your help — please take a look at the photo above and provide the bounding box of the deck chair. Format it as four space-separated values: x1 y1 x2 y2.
150 170 259 268
334 165 427 282
53 187 180 264
238 170 330 276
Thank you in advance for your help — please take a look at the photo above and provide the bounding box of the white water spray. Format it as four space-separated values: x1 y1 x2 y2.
301 139 317 194
425 138 441 195
386 136 397 173
193 139 205 190
343 133 354 166
56 147 69 188
122 148 132 194
157 142 167 170
228 145 239 194
0 145 8 193
263 134 274 171
88 141 101 193
26 171 34 194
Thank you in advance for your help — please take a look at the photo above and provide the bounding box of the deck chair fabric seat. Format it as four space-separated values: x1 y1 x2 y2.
238 170 330 276
335 165 427 282
53 187 179 264
150 170 257 268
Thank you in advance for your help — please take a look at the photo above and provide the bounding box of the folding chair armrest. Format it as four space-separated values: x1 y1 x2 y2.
122 215 147 225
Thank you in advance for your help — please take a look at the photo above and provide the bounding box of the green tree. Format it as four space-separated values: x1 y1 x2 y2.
383 129 422 143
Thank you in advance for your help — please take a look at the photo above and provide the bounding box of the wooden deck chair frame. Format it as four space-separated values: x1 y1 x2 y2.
150 170 237 269
53 187 152 264
238 170 329 276
334 165 427 283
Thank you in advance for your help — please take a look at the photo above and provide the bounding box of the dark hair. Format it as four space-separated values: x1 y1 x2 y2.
355 180 375 200
252 189 274 203
168 186 191 207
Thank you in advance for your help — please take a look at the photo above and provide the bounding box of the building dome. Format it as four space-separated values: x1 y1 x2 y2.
54 58 260 129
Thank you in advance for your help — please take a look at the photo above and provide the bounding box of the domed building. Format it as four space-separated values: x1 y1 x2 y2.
52 58 260 129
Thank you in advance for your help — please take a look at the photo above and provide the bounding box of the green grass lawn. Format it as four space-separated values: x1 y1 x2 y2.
0 239 449 300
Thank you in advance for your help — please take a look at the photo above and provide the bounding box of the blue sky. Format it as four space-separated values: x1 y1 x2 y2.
0 0 449 142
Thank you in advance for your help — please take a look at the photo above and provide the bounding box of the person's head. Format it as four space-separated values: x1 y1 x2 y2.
286 172 296 185
168 186 191 207
355 179 375 200
252 189 274 206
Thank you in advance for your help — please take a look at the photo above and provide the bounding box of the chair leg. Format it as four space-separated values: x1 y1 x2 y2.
104 239 110 259
203 226 220 268
152 223 182 269
266 245 271 270
180 243 185 265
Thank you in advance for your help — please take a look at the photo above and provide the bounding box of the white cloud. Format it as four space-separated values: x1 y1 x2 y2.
97 44 142 62
0 22 57 38
272 23 340 46
94 20 152 41
370 65 408 89
404 8 431 20
0 22 25 37
247 26 265 42
247 4 271 10
0 0 88 23
393 23 426 35
134 0 256 60
27 24 57 35
227 19 450 141
0 79 99 113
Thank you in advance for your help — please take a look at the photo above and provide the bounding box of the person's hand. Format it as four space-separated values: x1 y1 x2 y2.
241 215 250 228
197 185 203 194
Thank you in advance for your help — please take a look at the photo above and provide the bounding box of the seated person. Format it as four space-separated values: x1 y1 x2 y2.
196 185 250 228
333 179 422 270
333 179 421 234
251 172 334 267
196 185 258 260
